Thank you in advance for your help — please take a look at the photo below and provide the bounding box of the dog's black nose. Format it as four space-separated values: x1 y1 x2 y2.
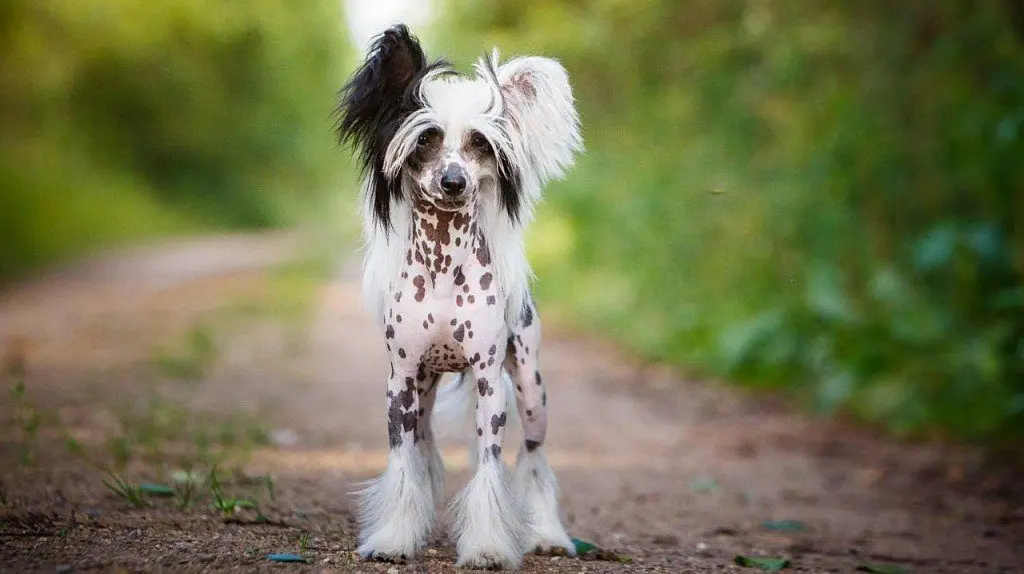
440 167 467 196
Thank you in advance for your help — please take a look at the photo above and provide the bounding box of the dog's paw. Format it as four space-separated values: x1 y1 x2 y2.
357 546 410 564
456 551 519 570
530 539 577 557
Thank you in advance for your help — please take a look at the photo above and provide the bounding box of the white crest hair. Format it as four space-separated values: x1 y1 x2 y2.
360 50 583 326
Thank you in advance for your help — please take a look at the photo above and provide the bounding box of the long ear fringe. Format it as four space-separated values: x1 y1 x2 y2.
335 24 427 231
491 54 583 192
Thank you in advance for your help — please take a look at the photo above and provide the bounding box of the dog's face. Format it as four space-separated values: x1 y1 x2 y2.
404 119 500 212
336 25 581 229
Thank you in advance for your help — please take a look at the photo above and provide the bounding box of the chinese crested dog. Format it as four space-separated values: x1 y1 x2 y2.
335 24 582 569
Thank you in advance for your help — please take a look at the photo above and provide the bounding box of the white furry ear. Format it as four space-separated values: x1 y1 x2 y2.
495 55 583 186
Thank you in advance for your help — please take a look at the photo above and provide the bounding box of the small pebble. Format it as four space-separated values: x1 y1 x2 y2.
696 542 708 552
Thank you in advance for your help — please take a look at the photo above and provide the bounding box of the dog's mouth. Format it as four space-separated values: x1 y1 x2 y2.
421 187 474 211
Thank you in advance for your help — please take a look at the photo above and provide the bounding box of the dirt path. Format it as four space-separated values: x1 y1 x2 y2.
1 235 1022 573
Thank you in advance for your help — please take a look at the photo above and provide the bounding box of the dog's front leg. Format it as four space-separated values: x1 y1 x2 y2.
449 357 529 570
355 364 436 563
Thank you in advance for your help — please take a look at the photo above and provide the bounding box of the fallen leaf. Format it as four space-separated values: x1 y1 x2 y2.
734 555 790 570
267 553 307 563
139 483 174 497
856 564 911 574
691 477 719 492
761 519 809 532
571 538 597 555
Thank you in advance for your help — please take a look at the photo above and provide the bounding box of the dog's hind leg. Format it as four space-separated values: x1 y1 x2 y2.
355 364 439 563
506 299 576 556
416 368 445 508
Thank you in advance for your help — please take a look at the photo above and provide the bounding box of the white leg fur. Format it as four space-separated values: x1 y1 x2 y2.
355 447 435 561
513 444 575 555
449 457 530 569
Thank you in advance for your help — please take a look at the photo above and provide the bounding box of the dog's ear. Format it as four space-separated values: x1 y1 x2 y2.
336 24 427 230
495 56 583 185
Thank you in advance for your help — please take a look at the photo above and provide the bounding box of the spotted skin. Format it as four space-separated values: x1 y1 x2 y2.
504 296 547 451
382 194 517 459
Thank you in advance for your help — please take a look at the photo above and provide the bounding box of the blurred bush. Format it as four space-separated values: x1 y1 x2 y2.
0 0 348 277
434 0 1024 440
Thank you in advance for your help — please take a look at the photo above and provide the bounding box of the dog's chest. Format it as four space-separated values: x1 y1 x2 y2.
385 206 505 372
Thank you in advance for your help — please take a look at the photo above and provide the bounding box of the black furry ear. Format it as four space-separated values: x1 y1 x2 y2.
496 149 522 224
335 24 427 231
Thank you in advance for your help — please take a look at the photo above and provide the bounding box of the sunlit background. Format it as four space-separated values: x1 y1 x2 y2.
2 0 1023 454
1 1 1023 570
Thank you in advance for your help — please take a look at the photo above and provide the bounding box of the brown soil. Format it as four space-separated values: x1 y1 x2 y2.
1 234 1022 574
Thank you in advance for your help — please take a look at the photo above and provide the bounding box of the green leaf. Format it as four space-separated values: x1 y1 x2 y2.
690 476 719 492
856 564 910 574
805 264 856 324
139 483 175 497
734 555 790 570
761 519 809 532
267 553 307 563
572 538 597 554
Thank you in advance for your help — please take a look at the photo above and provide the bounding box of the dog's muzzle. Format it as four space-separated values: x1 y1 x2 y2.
439 164 468 197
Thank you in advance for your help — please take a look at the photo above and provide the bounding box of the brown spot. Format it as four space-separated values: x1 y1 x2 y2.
423 320 429 329
476 240 491 266
491 412 508 434
387 395 403 448
535 371 542 385
385 325 395 339
521 300 534 326
489 444 502 459
479 273 493 290
468 295 475 304
477 378 493 397
456 295 463 307
450 318 457 326
395 292 402 302
487 295 496 306
477 427 483 436
489 345 497 356
396 314 402 323
453 324 466 342
428 313 435 323
402 377 416 408
525 439 541 452
398 348 406 358
413 275 426 302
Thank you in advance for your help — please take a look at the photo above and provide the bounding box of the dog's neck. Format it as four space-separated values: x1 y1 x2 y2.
407 197 489 299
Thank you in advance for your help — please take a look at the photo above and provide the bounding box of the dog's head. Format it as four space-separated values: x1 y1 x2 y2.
336 25 581 230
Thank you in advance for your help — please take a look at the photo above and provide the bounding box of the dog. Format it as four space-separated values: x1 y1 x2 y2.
335 24 582 569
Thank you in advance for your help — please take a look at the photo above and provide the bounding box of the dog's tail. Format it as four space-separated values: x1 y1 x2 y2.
432 368 519 457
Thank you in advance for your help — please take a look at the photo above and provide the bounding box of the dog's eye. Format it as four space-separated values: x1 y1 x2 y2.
417 129 438 148
468 132 490 152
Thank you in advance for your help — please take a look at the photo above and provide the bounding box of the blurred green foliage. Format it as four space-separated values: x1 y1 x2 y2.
0 0 348 276
434 0 1024 440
